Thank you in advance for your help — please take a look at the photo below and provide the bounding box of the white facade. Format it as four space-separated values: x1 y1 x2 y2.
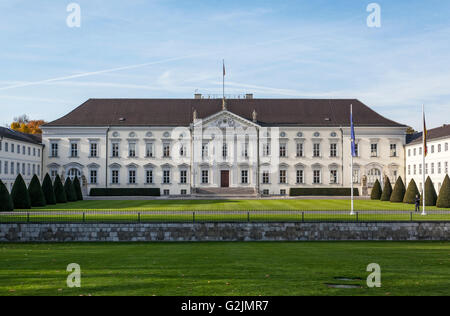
0 132 44 192
406 135 450 193
42 109 407 196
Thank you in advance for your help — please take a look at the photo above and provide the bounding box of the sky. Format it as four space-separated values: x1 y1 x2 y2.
1 0 450 130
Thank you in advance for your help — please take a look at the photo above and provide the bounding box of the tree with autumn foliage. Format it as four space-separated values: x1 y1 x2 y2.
10 115 46 134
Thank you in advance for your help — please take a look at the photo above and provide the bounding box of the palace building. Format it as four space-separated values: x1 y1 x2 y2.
41 95 408 197
406 124 450 193
0 127 44 191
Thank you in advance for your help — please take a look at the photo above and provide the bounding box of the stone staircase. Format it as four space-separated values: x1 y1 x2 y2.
194 187 258 197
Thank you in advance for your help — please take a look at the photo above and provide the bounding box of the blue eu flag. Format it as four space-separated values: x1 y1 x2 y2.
351 108 357 157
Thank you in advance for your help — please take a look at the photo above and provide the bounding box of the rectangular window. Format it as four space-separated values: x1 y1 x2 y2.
313 143 320 157
17 163 20 175
371 144 378 157
27 163 30 176
11 144 14 153
129 170 136 184
354 143 359 157
222 143 228 158
146 143 154 158
51 143 58 157
313 170 321 184
262 171 270 184
22 145 25 155
425 163 428 175
90 170 97 184
146 170 153 184
10 162 14 175
90 143 98 157
0 160 2 174
330 170 338 184
413 148 417 156
5 142 8 152
445 143 449 151
128 143 136 158
419 164 422 175
70 143 78 158
330 143 337 157
445 162 448 174
163 189 170 196
50 170 57 181
279 144 287 157
28 147 30 155
414 164 417 175
242 143 249 158
163 170 170 184
408 165 411 175
5 161 8 174
296 143 304 157
296 170 304 184
17 145 20 154
438 144 442 152
181 190 187 196
22 163 25 175
202 143 209 158
180 170 187 184
438 162 442 174
279 170 287 184
33 148 36 156
390 144 397 157
241 170 249 184
263 189 269 196
431 145 434 153
32 164 35 175
431 163 435 174
201 170 209 184
280 189 287 196
419 147 422 155
38 149 41 157
180 144 186 157
353 169 360 184
112 143 119 158
263 143 270 156
112 170 119 184
163 144 170 158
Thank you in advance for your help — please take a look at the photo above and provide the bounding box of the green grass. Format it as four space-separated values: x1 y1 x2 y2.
29 199 450 211
1 242 449 296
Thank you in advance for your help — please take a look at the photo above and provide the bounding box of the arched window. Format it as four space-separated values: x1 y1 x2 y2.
368 168 381 185
67 168 81 181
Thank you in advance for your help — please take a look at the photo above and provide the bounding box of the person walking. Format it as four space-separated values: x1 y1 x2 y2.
415 194 421 213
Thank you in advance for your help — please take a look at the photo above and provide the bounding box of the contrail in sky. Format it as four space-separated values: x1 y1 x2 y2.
0 54 204 91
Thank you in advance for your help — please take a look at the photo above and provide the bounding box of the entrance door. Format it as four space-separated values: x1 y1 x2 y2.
221 171 230 188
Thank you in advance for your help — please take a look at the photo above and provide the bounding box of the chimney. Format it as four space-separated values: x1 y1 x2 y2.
194 93 202 99
246 93 254 99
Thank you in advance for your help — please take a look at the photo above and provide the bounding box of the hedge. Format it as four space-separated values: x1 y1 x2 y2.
370 179 382 200
0 180 14 212
73 176 83 201
390 176 406 203
422 177 438 206
90 188 161 197
380 177 393 201
403 179 420 204
64 178 78 202
289 188 359 197
54 175 67 204
42 174 56 205
11 174 31 209
437 175 450 208
28 175 46 207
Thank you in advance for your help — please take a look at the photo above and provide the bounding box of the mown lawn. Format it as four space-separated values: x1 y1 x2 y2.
29 199 450 211
0 242 449 296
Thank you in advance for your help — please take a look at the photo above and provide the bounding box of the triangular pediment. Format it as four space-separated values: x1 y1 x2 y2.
193 110 260 129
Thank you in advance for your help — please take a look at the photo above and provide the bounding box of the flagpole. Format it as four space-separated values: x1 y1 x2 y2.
350 104 355 216
422 104 427 216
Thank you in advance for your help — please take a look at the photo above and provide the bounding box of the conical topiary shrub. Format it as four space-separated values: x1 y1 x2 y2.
0 180 14 212
380 177 393 201
11 174 31 209
370 179 382 200
64 178 77 202
390 176 406 203
54 175 67 204
403 179 420 204
422 176 438 206
73 176 83 201
28 175 46 207
436 175 450 208
42 174 56 205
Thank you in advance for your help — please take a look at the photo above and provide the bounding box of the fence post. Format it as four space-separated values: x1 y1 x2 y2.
302 212 305 223
247 211 250 223
193 211 195 223
138 212 141 223
83 212 85 223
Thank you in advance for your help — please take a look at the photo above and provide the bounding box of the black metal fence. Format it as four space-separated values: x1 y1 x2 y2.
1 210 450 224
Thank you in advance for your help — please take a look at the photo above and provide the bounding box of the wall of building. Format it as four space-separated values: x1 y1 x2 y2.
406 137 450 193
1 222 448 242
0 137 43 191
